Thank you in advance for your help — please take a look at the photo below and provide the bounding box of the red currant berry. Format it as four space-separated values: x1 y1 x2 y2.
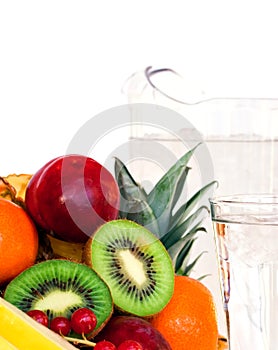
26 309 48 327
117 340 143 350
50 316 71 336
70 307 97 335
94 340 116 350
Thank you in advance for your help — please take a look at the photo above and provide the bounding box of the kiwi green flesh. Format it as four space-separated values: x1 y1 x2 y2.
4 259 113 334
84 219 175 317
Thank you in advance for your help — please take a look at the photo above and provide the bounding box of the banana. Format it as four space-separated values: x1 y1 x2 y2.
0 335 18 350
0 297 76 350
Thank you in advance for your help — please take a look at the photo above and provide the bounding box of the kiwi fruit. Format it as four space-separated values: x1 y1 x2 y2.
3 259 113 336
83 219 175 317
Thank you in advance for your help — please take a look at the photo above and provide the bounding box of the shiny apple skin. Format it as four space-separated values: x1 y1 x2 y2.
25 156 62 230
25 155 120 243
95 316 171 350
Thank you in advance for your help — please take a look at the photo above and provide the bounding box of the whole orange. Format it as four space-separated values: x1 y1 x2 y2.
0 198 38 285
150 275 218 350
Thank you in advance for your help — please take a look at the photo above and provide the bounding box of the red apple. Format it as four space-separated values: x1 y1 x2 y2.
25 155 120 243
25 156 62 230
95 316 171 350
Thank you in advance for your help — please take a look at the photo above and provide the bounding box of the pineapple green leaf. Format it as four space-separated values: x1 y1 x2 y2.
161 206 208 248
114 157 148 218
165 223 206 262
114 157 161 234
178 250 207 277
147 145 199 235
114 157 147 201
169 166 191 212
165 223 207 276
167 234 195 263
121 198 161 235
175 238 196 272
174 233 208 277
170 180 217 228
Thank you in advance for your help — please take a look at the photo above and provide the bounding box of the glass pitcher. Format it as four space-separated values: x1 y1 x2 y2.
123 66 278 196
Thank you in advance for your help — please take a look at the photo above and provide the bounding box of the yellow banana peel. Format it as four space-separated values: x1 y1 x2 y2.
0 335 18 350
0 297 76 350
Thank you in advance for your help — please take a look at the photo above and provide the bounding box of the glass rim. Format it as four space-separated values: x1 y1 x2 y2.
210 194 278 225
209 193 278 206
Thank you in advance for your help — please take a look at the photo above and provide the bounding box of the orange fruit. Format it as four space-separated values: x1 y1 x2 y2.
0 198 38 285
150 275 218 350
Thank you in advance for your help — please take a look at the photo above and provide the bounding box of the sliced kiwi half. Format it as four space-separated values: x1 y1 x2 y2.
3 259 113 336
83 219 175 317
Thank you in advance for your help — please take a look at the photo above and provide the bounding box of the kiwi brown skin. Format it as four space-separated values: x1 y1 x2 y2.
83 219 175 318
3 259 114 338
83 236 94 262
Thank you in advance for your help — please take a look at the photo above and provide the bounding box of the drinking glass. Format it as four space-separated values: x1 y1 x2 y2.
210 194 278 350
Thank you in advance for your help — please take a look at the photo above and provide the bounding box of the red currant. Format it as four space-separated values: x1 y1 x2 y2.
94 340 116 350
50 316 71 336
26 309 48 327
70 307 97 335
117 340 143 350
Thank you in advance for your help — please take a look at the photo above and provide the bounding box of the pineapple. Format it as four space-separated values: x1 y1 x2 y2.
114 143 216 276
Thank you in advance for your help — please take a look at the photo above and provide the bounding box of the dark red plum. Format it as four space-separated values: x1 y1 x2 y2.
95 316 171 350
25 155 120 243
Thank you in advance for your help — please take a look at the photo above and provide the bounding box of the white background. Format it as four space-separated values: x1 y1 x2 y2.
1 0 278 175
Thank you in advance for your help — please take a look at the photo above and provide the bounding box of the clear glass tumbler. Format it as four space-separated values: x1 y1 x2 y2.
210 194 278 350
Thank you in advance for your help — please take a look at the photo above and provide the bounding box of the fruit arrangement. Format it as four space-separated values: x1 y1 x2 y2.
0 149 227 350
